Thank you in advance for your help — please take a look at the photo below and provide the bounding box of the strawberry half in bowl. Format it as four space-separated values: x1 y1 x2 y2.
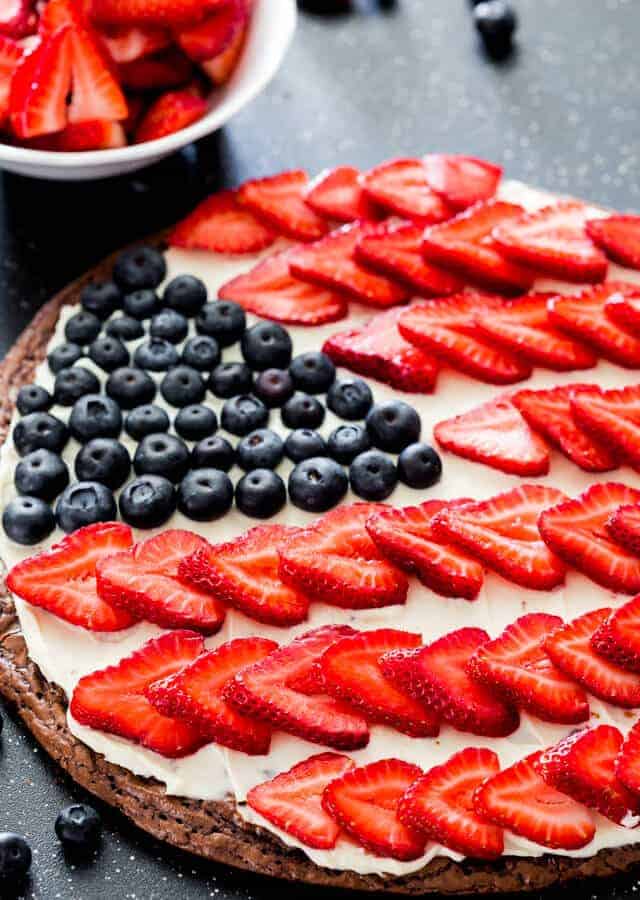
0 0 296 181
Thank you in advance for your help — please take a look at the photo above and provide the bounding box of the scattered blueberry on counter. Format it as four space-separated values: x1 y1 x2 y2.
0 832 32 882
472 0 517 59
55 804 102 852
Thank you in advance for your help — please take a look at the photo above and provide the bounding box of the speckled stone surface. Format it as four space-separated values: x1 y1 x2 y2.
2 0 640 897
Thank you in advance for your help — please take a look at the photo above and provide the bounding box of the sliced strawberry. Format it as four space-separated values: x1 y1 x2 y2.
238 170 329 243
175 0 246 62
544 608 640 707
7 523 137 632
399 747 503 859
224 625 370 750
278 503 409 610
119 47 193 90
179 524 309 627
169 188 276 255
423 154 502 211
422 200 535 295
320 629 440 737
538 725 640 826
512 386 617 473
617 720 640 795
288 222 409 308
322 307 439 393
100 24 172 63
247 753 355 850
0 0 37 39
365 500 484 599
50 119 127 150
605 290 640 336
304 166 380 223
591 594 640 674
322 758 426 861
219 250 348 326
9 26 72 138
570 384 640 469
586 215 640 271
91 0 225 28
607 503 640 555
474 752 595 850
468 613 589 724
360 158 453 224
434 396 550 476
200 15 246 84
146 636 276 755
69 26 128 123
0 35 23 125
134 85 207 142
70 630 208 757
380 629 519 738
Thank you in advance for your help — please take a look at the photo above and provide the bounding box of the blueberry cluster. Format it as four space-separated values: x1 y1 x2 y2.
3 245 442 544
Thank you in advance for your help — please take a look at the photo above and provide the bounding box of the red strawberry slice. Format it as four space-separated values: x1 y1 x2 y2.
96 530 226 633
434 396 550 476
119 47 194 90
360 158 453 224
320 629 440 737
278 503 409 610
492 201 608 283
9 26 72 138
538 725 640 826
354 221 464 296
134 85 207 142
70 630 208 758
617 720 640 795
605 290 640 336
238 170 329 243
322 758 426 861
304 166 380 223
570 384 640 469
607 503 640 555
175 0 247 62
591 594 640 674
224 625 370 750
398 747 503 859
0 0 37 39
247 753 355 850
468 613 589 724
0 35 23 125
288 222 409 308
200 15 246 84
49 119 127 150
586 215 640 271
433 486 566 591
474 752 595 850
512 386 617 473
7 523 137 632
544 608 640 707
322 307 439 393
422 200 535 295
69 26 128 123
100 25 172 64
365 500 484 599
423 154 502 211
218 250 348 326
91 0 226 28
179 524 309 627
548 282 640 368
538 483 640 594
169 188 277 255
380 629 519 738
146 636 277 755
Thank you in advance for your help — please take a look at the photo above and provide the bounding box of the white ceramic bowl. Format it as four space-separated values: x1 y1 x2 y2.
0 0 297 181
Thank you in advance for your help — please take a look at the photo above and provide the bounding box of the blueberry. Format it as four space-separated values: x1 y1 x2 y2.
196 300 245 346
237 428 284 471
15 449 69 501
3 497 55 545
235 468 286 519
181 335 221 371
473 0 517 57
134 338 180 372
53 366 100 406
177 469 233 521
81 280 122 319
16 384 52 415
209 362 253 398
288 457 348 513
365 401 421 452
191 435 234 472
75 438 131 490
125 404 170 440
0 832 32 881
123 289 161 320
119 475 176 529
221 395 268 436
106 366 156 409
113 245 166 292
134 433 190 483
69 395 122 442
164 274 207 315
254 368 294 407
55 481 117 533
327 377 373 420
48 342 83 373
174 404 218 441
284 429 327 463
89 335 130 372
349 450 397 501
160 365 205 407
55 804 102 852
289 351 335 394
106 315 145 341
241 321 292 371
398 442 442 489
13 412 68 456
327 423 371 464
281 392 325 430
65 311 101 345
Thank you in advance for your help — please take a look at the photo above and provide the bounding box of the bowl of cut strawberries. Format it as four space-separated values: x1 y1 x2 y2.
0 0 296 180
